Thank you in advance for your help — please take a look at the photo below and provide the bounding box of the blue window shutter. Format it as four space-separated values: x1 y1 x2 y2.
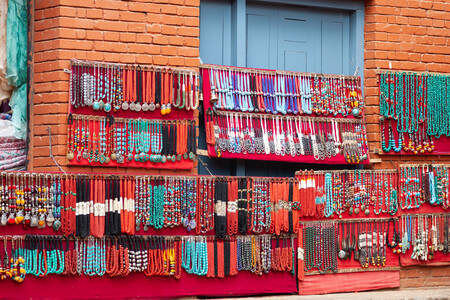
200 0 232 65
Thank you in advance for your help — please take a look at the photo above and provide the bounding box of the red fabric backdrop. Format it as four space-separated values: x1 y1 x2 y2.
200 68 370 165
299 271 400 295
0 226 296 298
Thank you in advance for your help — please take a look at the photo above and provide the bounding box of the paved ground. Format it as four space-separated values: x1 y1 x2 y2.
211 288 450 300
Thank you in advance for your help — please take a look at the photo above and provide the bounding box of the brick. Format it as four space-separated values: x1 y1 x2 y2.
59 39 93 50
152 56 169 65
103 52 124 62
177 27 199 37
177 47 199 57
86 51 104 61
86 8 104 19
34 71 68 83
103 9 120 20
184 57 199 67
127 23 146 33
119 11 146 22
161 25 177 35
35 0 59 9
104 31 120 41
365 15 388 23
34 59 67 72
161 46 177 56
35 81 69 93
35 18 59 31
184 0 200 6
94 41 127 52
34 124 68 136
136 55 153 64
161 15 183 25
34 40 59 53
120 33 136 42
400 7 426 17
147 24 162 34
118 54 136 64
153 35 169 45
184 17 199 27
76 8 87 18
143 45 160 55
161 5 177 15
94 20 128 31
33 114 67 126
86 30 104 40
33 157 66 167
168 36 183 46
168 56 184 66
177 6 199 17
34 103 68 115
94 0 127 10
128 2 160 13
183 37 199 47
136 34 152 43
59 17 94 29
59 0 95 7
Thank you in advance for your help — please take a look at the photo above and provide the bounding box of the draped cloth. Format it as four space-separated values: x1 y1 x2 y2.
0 1 12 104
6 0 27 140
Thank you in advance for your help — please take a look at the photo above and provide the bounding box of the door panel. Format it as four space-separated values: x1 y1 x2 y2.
246 2 351 75
200 0 232 65
246 13 271 68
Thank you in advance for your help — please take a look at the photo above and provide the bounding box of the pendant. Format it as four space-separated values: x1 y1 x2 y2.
93 101 100 110
130 102 136 111
7 212 15 224
67 151 75 161
15 210 24 224
105 156 110 164
110 153 117 161
149 103 156 111
122 102 129 110
189 219 196 229
142 103 149 111
46 210 55 227
338 249 346 259
183 153 188 160
352 107 360 117
0 213 7 226
104 102 112 112
99 100 105 110
53 219 62 231
364 208 370 215
30 214 38 227
189 152 195 160
38 214 46 228
354 207 360 214
23 212 31 226
135 103 142 112
82 151 89 159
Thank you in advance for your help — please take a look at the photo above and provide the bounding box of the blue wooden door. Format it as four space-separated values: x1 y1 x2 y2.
246 2 351 74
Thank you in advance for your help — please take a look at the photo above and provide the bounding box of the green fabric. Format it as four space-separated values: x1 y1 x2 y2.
9 84 26 139
6 0 27 140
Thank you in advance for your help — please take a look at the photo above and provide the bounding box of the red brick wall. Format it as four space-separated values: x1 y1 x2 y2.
364 0 450 169
365 0 450 288
30 0 200 175
29 0 450 291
